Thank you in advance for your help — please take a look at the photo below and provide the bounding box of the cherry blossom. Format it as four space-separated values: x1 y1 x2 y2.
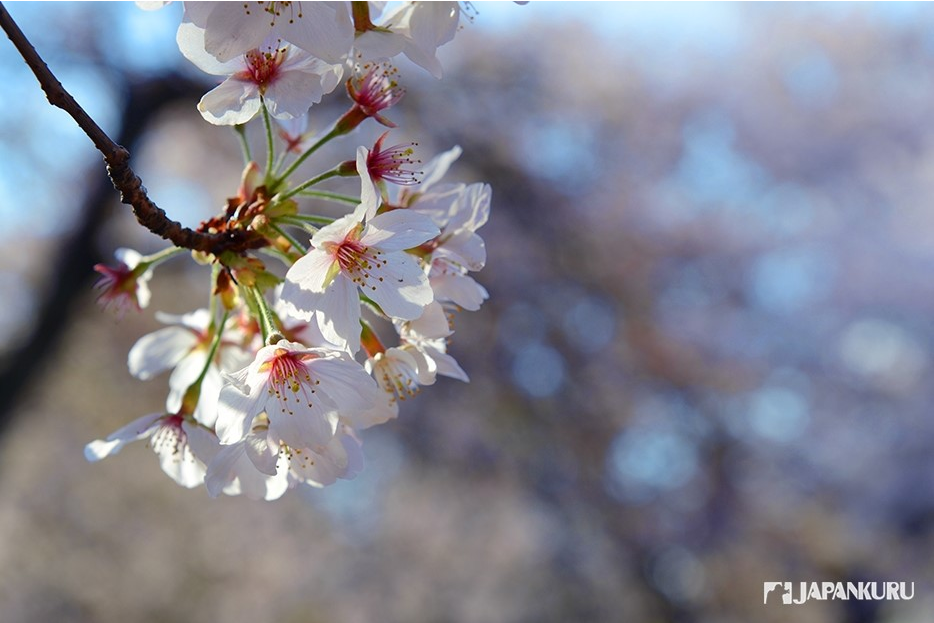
366 132 420 185
336 60 405 132
70 0 502 499
355 132 421 210
197 419 289 500
276 114 316 153
398 300 469 383
181 1 354 64
85 412 215 489
356 2 461 78
128 309 253 428
92 248 152 318
381 145 491 311
204 420 363 499
363 143 490 311
415 182 491 311
178 22 343 125
280 202 438 348
214 339 378 449
361 346 432 426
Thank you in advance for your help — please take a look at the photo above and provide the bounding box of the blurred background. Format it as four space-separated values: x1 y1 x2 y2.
2 2 934 621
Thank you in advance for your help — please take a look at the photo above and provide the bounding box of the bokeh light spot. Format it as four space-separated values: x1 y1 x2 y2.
511 343 566 398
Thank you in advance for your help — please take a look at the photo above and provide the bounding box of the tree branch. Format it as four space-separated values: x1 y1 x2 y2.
0 2 266 255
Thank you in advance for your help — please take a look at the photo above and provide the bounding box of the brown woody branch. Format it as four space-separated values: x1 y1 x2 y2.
0 2 266 255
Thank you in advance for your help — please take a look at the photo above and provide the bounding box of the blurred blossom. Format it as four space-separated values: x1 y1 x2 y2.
748 385 810 443
747 247 835 314
10 3 934 621
649 546 706 604
511 342 565 398
605 427 699 503
837 319 928 393
561 295 616 354
755 182 818 237
519 119 600 191
497 302 548 353
669 109 767 212
632 390 712 441
783 47 840 108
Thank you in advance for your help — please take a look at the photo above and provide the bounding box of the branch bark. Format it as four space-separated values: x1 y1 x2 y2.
0 2 266 255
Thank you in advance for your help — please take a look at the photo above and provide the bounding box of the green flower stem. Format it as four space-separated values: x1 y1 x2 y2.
180 309 229 415
260 97 275 186
209 262 220 320
276 168 342 202
134 246 186 279
272 148 289 177
273 125 342 191
234 123 252 164
259 245 294 265
268 220 308 254
196 310 229 389
296 189 360 205
250 286 283 345
279 213 336 226
139 246 186 266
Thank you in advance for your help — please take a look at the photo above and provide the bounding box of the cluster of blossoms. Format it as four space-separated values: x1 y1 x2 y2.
86 1 491 501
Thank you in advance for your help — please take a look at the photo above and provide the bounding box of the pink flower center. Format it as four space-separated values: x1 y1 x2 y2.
261 348 320 415
367 141 421 186
150 415 186 457
375 353 420 405
349 62 404 116
241 48 285 89
335 238 368 272
265 348 312 391
326 232 388 293
93 262 142 317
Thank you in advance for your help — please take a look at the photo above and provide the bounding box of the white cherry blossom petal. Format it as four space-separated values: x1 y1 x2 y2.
201 2 270 62
404 300 452 339
205 440 288 500
165 347 208 413
198 78 262 125
244 429 279 476
283 247 337 294
419 145 462 192
437 231 486 271
154 420 207 488
128 326 197 380
315 276 360 348
425 345 469 382
216 381 263 445
308 356 379 412
176 20 242 75
266 396 337 451
362 209 439 251
309 210 363 247
277 1 354 63
84 412 163 461
366 251 432 320
263 69 329 119
430 270 488 311
357 146 382 220
354 29 407 59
